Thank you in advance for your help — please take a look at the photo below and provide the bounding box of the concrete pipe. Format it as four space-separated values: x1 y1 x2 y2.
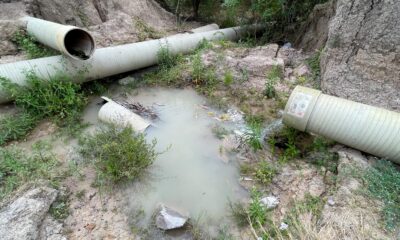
0 25 263 103
283 86 400 164
21 16 95 60
98 97 150 132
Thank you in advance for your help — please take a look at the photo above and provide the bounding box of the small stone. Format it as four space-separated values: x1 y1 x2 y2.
84 223 96 232
89 191 97 200
279 222 289 231
327 197 335 206
118 76 136 86
260 196 280 209
155 205 188 230
293 64 310 77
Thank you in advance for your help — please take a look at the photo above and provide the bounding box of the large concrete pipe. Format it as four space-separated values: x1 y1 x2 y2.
20 17 95 60
0 25 262 103
283 86 400 164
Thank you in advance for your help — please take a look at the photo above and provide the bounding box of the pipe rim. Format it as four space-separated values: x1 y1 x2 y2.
63 28 96 60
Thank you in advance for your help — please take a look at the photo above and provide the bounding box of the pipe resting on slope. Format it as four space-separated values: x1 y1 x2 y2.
20 17 96 60
0 25 262 104
283 86 400 164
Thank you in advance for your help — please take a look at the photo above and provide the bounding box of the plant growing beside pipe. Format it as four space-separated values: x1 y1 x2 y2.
0 72 87 145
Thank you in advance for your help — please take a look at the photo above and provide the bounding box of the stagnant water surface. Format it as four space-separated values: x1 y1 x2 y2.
118 88 247 235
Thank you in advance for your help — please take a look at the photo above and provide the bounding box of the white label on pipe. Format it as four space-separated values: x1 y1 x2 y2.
288 93 312 118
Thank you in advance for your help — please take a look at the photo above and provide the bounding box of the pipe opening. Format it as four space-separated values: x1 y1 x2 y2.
64 29 95 60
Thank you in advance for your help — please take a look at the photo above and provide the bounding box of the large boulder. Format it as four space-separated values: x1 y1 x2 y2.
0 187 59 240
294 0 337 52
321 0 400 111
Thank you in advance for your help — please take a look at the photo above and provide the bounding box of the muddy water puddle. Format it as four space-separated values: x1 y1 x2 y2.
111 87 247 236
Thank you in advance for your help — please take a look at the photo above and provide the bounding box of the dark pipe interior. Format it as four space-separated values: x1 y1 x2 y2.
64 29 95 60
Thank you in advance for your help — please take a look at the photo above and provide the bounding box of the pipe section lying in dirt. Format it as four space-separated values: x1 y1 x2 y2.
0 25 261 104
20 16 95 60
98 97 150 132
283 86 400 164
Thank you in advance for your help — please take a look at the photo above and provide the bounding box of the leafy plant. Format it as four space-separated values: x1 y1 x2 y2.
254 161 277 185
49 194 70 220
13 31 57 59
79 124 158 184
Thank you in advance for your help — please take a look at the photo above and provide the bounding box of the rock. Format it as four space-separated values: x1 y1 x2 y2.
277 47 308 67
279 222 289 231
118 76 136 86
321 0 400 111
260 196 279 209
38 215 67 240
293 64 310 77
294 0 336 52
327 197 335 206
0 187 58 240
155 205 188 230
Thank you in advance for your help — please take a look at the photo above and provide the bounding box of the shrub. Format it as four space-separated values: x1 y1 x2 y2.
79 124 158 184
0 72 86 125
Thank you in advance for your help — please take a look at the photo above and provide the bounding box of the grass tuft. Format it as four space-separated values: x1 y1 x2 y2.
362 160 400 231
0 141 59 200
79 124 158 185
264 65 282 98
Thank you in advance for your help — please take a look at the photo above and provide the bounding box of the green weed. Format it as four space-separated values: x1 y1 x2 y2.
0 72 86 124
264 65 282 98
0 112 38 145
0 141 59 200
13 31 57 59
211 124 229 139
134 17 162 41
50 194 70 220
306 50 322 88
157 46 180 70
254 161 277 185
223 71 234 86
362 160 400 231
248 188 268 226
244 116 263 151
79 124 158 185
